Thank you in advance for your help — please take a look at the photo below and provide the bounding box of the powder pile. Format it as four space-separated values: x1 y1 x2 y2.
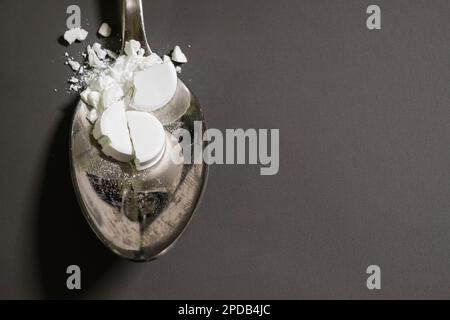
62 23 189 169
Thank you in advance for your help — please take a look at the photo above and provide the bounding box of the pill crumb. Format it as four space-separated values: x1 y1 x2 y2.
68 60 81 72
64 27 89 45
171 45 188 64
98 23 112 37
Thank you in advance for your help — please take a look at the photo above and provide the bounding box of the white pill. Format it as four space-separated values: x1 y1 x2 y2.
127 111 166 170
131 60 177 112
93 101 133 162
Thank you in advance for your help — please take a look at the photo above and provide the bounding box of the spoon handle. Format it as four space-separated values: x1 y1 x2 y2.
122 0 152 55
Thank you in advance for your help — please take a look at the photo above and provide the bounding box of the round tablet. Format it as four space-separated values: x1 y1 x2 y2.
126 111 166 170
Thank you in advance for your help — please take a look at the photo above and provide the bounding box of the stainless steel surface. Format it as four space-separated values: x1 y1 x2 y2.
70 0 208 261
122 0 152 54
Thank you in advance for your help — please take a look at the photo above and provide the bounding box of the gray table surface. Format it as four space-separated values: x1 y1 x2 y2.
1 0 450 299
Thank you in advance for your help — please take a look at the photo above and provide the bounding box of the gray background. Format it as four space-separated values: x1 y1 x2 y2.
0 0 449 299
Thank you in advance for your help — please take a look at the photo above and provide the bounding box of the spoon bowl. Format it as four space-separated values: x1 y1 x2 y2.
70 0 208 261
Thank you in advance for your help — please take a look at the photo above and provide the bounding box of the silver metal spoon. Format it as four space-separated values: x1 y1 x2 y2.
70 0 208 261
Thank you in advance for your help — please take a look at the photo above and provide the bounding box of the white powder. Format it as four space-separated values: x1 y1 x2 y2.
63 39 188 168
79 40 177 109
64 27 89 45
86 45 106 69
69 83 82 92
81 89 102 109
87 109 98 124
68 77 79 84
106 49 118 59
68 60 81 72
92 43 107 60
